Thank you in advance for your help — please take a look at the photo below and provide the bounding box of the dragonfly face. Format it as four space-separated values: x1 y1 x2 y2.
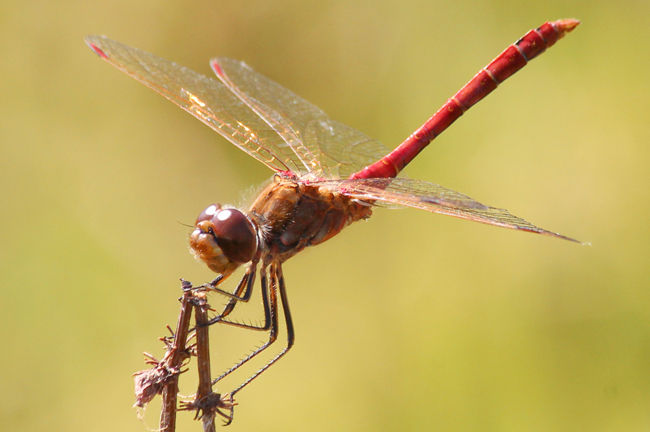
189 203 258 275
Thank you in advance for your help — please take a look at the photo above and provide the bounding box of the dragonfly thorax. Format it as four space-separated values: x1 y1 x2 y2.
246 175 373 263
189 204 258 275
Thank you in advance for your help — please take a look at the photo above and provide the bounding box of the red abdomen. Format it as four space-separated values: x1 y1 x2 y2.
350 19 580 180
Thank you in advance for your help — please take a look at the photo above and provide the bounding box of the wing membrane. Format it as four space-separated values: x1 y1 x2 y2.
85 35 307 173
213 58 392 179
315 178 582 242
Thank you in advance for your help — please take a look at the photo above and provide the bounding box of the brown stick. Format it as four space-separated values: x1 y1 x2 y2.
194 291 217 432
178 284 237 427
158 280 195 431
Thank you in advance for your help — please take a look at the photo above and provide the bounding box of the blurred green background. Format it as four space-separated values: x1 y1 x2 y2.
2 0 649 431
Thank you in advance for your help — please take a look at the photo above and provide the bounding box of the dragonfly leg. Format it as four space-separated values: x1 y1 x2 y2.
209 262 274 331
228 263 295 398
197 257 259 302
205 260 259 326
212 263 278 385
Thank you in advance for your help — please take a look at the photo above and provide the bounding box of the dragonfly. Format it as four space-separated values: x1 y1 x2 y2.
87 18 580 421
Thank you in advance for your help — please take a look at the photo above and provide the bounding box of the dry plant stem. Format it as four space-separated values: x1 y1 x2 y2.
159 281 195 432
194 291 217 432
179 286 237 426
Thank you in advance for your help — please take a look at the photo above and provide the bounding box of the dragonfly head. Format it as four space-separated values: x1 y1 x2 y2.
189 204 258 275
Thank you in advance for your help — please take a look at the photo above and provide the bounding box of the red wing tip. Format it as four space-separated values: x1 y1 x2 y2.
85 37 109 59
553 19 580 33
211 60 224 76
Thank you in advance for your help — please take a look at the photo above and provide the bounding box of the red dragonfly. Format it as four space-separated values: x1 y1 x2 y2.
87 18 580 420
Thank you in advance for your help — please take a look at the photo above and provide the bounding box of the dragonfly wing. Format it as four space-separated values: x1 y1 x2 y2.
316 178 581 242
211 58 322 175
212 58 393 179
304 119 393 179
85 35 306 174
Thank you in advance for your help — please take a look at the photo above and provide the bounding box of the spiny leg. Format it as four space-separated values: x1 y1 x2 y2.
212 263 278 385
206 260 259 326
198 257 259 303
209 260 273 332
229 262 295 398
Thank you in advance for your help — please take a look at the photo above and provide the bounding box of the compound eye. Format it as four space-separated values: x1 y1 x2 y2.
196 204 222 225
211 208 257 264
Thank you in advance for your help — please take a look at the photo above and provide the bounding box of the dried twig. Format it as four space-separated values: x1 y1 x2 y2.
180 287 237 430
133 280 194 431
133 280 236 431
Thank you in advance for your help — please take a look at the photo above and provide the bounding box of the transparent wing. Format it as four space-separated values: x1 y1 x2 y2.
315 178 582 242
85 35 308 174
212 58 392 179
